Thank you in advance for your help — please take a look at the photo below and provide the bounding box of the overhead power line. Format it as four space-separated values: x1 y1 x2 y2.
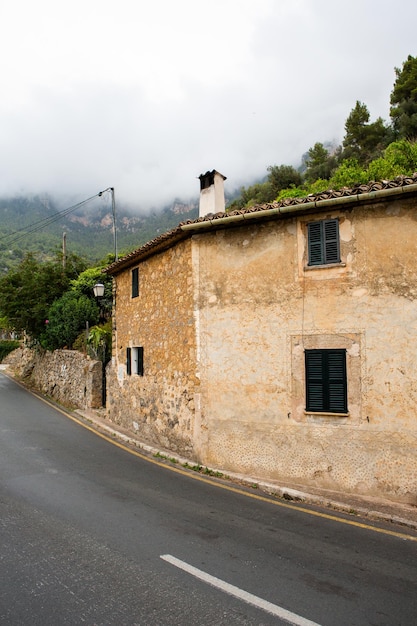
0 192 105 248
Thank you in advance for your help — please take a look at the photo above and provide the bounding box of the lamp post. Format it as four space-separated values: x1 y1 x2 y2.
93 282 105 325
92 282 106 406
98 187 118 261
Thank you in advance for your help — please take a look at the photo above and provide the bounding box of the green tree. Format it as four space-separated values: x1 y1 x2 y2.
276 185 310 201
390 55 417 140
227 180 275 210
0 315 14 338
266 164 302 197
305 143 339 182
70 267 113 319
0 252 86 341
41 292 99 350
342 101 390 165
40 265 113 351
329 158 368 189
366 139 417 181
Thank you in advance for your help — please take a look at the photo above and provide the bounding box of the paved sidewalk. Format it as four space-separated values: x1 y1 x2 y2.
75 408 417 533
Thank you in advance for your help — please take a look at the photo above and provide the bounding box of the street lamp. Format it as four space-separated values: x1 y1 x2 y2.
92 282 107 407
93 282 105 298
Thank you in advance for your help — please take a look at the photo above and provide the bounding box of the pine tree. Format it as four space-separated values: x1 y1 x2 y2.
390 55 417 140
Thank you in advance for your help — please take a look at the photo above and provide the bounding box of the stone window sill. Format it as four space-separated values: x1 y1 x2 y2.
304 262 346 271
304 410 350 418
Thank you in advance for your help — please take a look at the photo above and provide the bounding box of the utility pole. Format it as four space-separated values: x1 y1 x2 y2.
110 187 117 261
62 232 67 271
98 187 118 261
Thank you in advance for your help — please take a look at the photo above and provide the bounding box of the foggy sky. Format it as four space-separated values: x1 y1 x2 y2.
0 0 416 212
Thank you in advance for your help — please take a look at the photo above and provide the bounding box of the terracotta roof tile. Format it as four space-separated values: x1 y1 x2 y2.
105 173 417 275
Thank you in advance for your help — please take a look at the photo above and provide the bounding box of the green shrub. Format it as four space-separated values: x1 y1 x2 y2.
0 340 20 362
41 292 99 350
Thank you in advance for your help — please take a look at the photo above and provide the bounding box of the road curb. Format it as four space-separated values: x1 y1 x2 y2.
2 366 415 532
74 408 417 533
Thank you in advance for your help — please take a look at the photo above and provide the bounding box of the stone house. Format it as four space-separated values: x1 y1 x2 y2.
105 171 417 504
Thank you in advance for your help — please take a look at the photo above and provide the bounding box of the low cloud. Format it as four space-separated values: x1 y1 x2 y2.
0 0 415 212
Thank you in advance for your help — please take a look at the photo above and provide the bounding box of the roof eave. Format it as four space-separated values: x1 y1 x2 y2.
104 176 417 275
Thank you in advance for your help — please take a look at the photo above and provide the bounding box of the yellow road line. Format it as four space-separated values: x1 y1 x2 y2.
62 408 417 542
8 375 417 543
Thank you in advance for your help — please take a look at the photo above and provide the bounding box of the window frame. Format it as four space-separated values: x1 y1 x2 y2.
307 218 340 266
126 346 144 376
305 348 348 414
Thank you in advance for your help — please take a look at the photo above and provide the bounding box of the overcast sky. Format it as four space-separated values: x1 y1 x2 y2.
0 0 416 212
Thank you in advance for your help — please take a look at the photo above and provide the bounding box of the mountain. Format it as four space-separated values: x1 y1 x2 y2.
0 194 199 273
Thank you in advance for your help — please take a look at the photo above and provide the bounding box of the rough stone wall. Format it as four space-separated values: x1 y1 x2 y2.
103 196 417 504
3 346 103 410
106 239 198 456
193 198 417 504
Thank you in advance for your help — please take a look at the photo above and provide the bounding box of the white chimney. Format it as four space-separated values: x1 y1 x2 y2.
198 170 227 218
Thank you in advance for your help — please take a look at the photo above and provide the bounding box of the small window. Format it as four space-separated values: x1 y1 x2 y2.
132 347 144 376
305 349 347 413
307 219 340 266
132 267 139 298
126 346 144 376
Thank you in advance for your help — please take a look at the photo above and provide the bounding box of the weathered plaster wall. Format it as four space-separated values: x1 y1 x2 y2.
106 239 198 456
193 199 417 504
3 346 103 409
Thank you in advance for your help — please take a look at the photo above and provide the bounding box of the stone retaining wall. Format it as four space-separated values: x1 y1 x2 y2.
3 346 103 410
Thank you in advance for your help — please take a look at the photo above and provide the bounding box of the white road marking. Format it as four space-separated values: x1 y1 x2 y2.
161 554 322 626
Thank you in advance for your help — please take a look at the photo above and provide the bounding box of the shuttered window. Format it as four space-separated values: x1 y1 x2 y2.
307 219 340 266
132 267 139 298
305 349 347 413
126 346 144 376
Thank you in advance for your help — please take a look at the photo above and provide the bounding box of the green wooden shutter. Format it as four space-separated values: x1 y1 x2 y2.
305 350 325 410
308 219 340 265
137 346 144 376
131 268 139 298
323 219 340 264
308 222 323 265
327 350 347 412
305 349 347 413
126 347 132 375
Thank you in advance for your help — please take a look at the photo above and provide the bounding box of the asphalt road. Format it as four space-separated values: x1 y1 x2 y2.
1 372 416 626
